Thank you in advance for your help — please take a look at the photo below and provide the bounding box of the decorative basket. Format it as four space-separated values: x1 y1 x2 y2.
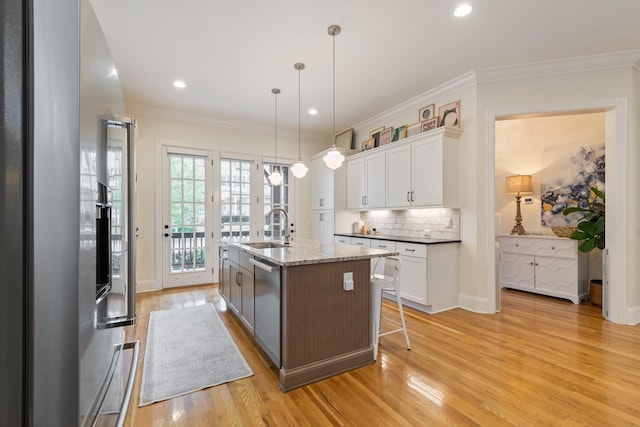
551 227 577 238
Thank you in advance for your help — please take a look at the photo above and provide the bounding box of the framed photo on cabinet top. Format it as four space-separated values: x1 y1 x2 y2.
420 117 438 133
379 127 393 146
419 103 435 121
361 138 375 151
438 100 461 128
369 126 385 138
335 128 354 149
391 125 406 142
406 122 421 138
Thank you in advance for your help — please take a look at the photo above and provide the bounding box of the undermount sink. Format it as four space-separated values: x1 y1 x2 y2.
244 241 288 249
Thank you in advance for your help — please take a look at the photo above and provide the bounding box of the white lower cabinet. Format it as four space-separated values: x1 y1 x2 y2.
334 235 350 245
397 242 459 313
350 237 371 247
498 235 588 304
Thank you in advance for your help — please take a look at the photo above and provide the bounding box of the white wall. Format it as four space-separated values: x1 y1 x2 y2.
129 108 329 291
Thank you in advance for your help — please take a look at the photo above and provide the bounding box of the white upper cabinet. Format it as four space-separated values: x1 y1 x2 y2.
351 127 462 210
347 151 386 210
311 157 334 210
386 144 412 208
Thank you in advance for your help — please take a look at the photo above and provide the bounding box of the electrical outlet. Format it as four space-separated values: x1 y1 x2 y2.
423 229 432 238
524 197 533 204
343 272 354 291
445 218 452 228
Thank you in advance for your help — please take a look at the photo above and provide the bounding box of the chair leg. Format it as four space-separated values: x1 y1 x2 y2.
371 285 382 361
394 286 411 350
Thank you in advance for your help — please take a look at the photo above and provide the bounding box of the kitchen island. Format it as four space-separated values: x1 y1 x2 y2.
220 239 397 391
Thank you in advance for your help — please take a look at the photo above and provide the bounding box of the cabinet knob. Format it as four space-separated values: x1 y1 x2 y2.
530 262 534 265
515 243 519 247
551 246 556 250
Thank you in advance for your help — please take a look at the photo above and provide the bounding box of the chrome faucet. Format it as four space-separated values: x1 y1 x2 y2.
265 207 291 244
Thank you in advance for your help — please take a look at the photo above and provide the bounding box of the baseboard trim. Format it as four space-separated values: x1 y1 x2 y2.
458 293 492 313
278 348 373 392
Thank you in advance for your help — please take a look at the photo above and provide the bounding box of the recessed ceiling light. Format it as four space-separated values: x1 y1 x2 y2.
173 80 186 89
454 4 472 17
109 68 118 77
308 108 318 115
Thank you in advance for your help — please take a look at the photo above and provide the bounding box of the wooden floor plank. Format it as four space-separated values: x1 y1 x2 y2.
124 285 640 426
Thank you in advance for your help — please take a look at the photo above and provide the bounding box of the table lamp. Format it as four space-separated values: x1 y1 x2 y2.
505 175 533 235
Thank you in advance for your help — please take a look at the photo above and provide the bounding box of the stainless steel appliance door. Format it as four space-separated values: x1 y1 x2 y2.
252 257 281 366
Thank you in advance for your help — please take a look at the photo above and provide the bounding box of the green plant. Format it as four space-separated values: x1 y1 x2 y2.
562 187 605 252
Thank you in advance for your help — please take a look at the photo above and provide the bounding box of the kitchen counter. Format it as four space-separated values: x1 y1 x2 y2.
228 238 398 266
220 238 396 391
334 232 461 245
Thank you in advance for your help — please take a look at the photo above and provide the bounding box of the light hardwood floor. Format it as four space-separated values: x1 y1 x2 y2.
124 285 640 426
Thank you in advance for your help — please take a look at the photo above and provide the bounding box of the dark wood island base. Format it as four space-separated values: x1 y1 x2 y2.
279 259 373 391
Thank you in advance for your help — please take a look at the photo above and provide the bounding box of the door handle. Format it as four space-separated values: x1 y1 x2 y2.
407 192 411 202
320 213 324 221
164 233 169 237
411 191 415 202
320 198 324 207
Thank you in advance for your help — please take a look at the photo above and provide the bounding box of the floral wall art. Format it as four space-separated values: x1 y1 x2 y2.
540 143 605 227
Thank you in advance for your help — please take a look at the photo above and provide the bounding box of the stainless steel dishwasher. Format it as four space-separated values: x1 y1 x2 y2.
250 256 281 367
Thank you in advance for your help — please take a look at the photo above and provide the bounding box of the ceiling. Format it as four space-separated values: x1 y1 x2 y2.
90 0 640 138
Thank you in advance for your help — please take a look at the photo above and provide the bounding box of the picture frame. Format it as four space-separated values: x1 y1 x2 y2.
391 125 406 142
369 126 385 138
371 129 383 147
379 128 393 146
335 128 354 150
419 103 435 121
438 100 461 128
361 138 375 151
406 122 421 138
420 117 438 133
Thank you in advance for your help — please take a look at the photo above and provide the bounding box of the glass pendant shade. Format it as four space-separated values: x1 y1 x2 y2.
323 148 345 170
268 167 283 185
291 160 308 178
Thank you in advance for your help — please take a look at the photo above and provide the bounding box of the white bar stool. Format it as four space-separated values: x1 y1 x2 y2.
370 256 411 360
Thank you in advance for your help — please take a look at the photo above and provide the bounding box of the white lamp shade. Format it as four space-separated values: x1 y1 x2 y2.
291 161 308 178
268 170 283 186
505 175 533 194
323 148 345 170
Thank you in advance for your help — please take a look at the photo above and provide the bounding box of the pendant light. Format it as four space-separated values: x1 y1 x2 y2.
291 63 309 178
268 88 283 186
323 24 345 170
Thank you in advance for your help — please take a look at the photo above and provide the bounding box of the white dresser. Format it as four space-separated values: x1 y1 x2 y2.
498 235 588 304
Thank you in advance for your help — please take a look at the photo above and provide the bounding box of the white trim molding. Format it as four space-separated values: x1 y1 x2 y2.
476 49 640 83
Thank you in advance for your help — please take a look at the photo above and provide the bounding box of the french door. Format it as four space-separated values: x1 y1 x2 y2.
162 147 214 288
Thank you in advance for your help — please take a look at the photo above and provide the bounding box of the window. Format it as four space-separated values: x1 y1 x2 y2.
263 164 290 240
220 159 252 240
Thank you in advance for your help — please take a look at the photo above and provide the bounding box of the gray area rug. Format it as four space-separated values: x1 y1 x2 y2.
139 303 253 406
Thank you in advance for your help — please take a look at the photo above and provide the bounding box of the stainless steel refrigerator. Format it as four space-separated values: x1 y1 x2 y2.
1 0 138 425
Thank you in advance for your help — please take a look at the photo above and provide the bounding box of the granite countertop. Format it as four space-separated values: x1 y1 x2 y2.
227 239 398 267
334 233 461 245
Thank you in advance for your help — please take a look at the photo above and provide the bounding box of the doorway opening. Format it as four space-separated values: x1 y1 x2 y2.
489 99 627 322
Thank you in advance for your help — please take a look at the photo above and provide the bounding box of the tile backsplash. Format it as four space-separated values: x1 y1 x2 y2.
360 208 460 240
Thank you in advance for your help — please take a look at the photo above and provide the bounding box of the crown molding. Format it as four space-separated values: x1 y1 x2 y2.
351 70 477 131
476 49 640 83
124 102 328 141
